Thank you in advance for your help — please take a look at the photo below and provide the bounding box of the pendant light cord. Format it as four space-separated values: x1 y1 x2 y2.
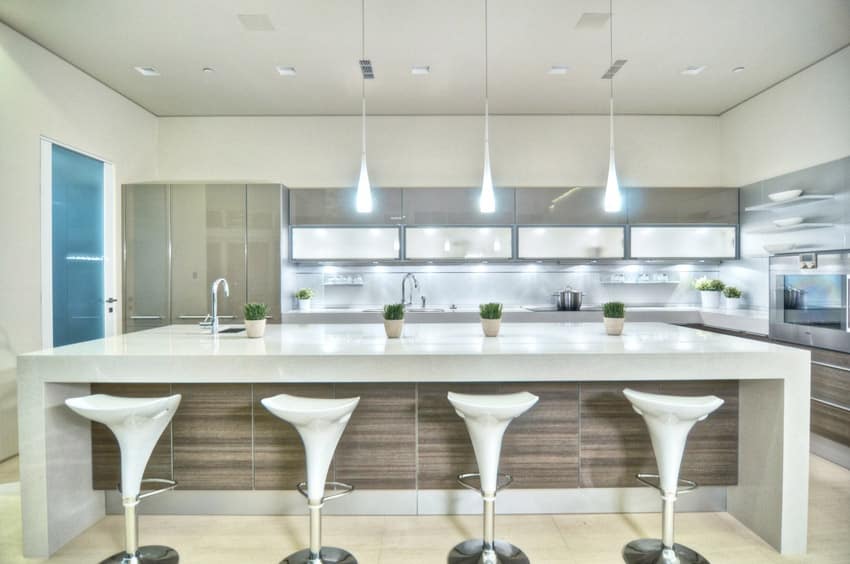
484 0 489 145
362 0 366 155
609 0 614 151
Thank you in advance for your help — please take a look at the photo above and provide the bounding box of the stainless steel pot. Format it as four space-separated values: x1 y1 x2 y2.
559 288 583 311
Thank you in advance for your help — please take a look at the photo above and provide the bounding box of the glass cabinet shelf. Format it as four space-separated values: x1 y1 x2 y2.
291 227 400 260
630 226 737 259
405 227 512 260
517 226 625 259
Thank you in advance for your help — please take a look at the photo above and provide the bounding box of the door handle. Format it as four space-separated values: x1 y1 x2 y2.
131 315 163 320
105 297 118 304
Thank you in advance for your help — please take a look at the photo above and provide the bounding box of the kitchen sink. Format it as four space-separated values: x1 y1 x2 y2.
362 307 445 313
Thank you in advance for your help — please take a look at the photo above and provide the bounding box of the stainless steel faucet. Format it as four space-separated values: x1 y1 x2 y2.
401 273 419 306
210 278 230 334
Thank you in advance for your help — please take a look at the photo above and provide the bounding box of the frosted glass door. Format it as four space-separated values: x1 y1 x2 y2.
291 227 400 260
405 227 512 260
51 145 105 346
518 227 624 259
630 226 737 258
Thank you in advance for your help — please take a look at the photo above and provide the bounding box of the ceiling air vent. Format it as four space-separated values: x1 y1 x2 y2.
575 12 610 29
237 14 275 31
359 59 375 79
601 59 628 79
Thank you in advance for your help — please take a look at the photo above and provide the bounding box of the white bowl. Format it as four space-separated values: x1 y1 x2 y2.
768 189 803 202
764 243 795 254
773 217 803 227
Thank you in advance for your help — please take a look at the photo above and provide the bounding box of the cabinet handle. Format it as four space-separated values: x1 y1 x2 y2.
812 360 850 374
178 314 236 320
131 315 163 320
812 397 850 413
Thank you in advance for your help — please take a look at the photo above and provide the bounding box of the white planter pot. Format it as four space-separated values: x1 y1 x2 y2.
699 291 721 309
725 297 742 310
244 319 266 339
297 298 312 311
603 317 624 336
481 317 501 337
384 319 404 338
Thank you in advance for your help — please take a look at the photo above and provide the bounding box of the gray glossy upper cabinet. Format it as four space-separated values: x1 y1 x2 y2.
247 184 281 321
170 184 247 323
123 184 170 333
289 188 402 225
627 188 738 224
403 187 515 225
515 187 626 225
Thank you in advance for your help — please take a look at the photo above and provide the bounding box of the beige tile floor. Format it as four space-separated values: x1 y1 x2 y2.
0 455 847 563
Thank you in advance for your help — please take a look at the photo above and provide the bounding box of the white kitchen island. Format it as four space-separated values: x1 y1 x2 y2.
17 322 809 557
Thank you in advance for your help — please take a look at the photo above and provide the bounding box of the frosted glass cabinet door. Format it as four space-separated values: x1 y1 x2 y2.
123 184 170 333
630 226 737 258
171 184 247 323
289 188 402 225
405 227 513 260
247 184 281 321
516 187 626 225
291 227 400 260
403 188 515 225
517 227 625 259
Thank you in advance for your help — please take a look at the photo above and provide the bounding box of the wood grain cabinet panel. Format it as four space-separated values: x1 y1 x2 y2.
811 400 850 446
812 348 850 370
172 384 253 489
812 363 850 409
333 384 416 489
253 384 334 490
90 383 173 490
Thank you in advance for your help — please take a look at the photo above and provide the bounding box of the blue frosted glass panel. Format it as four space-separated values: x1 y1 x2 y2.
52 145 104 347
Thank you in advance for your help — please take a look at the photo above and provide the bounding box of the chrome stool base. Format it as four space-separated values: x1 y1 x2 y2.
623 539 709 564
281 547 357 564
101 545 179 564
448 539 529 564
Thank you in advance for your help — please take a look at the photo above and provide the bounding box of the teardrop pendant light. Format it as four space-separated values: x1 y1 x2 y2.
479 0 496 214
603 0 622 213
355 0 373 213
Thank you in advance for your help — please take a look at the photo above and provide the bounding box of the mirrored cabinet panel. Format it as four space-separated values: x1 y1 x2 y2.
627 188 739 224
405 227 512 260
123 184 170 332
630 226 737 258
403 187 515 225
517 227 625 259
289 188 402 225
291 227 401 260
516 187 626 225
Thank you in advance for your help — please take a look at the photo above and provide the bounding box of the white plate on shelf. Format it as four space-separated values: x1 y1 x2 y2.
763 243 795 254
773 217 803 227
768 189 803 202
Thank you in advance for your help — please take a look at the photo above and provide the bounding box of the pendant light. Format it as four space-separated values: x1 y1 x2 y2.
603 0 623 213
479 0 496 214
355 0 373 213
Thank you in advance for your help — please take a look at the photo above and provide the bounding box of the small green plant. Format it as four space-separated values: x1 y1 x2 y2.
244 303 269 321
602 301 625 319
383 303 405 320
723 286 742 298
479 303 503 320
295 288 314 300
693 277 725 292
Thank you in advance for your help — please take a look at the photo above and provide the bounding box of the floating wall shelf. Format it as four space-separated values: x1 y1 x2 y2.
744 194 834 212
748 223 834 234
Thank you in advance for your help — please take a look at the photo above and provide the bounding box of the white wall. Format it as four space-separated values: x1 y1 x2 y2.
0 22 158 458
158 114 722 188
721 46 850 187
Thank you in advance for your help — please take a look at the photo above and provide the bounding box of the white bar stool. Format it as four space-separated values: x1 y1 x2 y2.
66 393 182 564
621 388 724 564
261 393 361 564
446 391 539 564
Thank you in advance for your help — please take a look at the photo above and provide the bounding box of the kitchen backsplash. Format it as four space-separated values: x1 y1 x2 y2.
290 263 721 310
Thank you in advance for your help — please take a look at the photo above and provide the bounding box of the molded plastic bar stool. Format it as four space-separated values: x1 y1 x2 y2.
621 388 724 564
261 393 361 564
65 393 182 564
446 391 539 564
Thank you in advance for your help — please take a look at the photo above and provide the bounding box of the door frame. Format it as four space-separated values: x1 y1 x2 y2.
40 137 117 348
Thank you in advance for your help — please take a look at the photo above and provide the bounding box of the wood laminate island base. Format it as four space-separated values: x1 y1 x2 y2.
17 323 810 558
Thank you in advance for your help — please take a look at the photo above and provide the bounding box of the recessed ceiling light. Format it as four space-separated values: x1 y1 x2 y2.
202 67 215 74
134 66 159 77
548 65 570 75
732 66 745 73
575 12 610 29
411 65 430 75
237 14 275 31
276 66 297 76
681 65 707 76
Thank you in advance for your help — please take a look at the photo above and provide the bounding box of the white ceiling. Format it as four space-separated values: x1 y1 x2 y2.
1 0 848 117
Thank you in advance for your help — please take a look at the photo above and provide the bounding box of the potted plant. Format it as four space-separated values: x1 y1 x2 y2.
383 303 405 338
295 288 314 311
723 286 743 309
602 301 625 336
243 303 268 338
693 277 725 309
479 303 503 337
